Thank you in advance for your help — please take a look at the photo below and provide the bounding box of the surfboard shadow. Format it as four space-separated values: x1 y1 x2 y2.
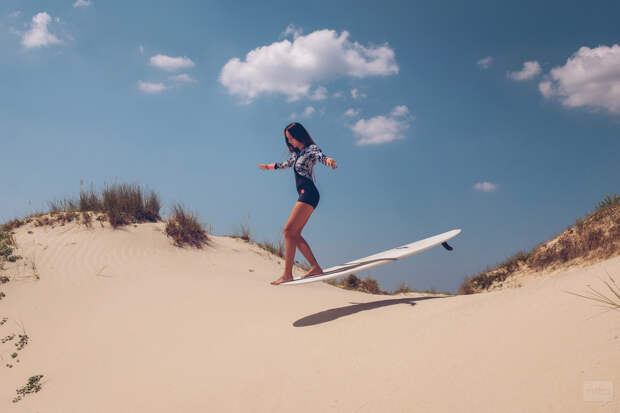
293 296 448 327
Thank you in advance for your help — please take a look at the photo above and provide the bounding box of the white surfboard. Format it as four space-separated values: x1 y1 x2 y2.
282 229 461 286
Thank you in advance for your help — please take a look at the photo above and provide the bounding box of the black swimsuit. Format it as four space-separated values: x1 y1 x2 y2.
273 144 329 209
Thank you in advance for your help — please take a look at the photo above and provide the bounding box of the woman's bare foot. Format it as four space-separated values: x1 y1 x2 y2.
302 266 323 279
271 274 294 285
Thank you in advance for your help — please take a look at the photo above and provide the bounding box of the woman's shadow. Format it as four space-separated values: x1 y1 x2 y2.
293 296 449 327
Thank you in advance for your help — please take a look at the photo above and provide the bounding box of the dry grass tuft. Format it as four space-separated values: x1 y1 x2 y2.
459 194 620 294
231 213 252 242
8 183 162 231
165 204 209 248
326 274 389 295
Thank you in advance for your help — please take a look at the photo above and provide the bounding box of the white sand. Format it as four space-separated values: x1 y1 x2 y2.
1 221 618 412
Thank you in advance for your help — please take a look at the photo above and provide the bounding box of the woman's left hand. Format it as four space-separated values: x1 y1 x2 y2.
327 158 338 169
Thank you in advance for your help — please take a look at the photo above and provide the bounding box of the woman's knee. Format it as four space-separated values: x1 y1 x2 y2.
283 226 301 238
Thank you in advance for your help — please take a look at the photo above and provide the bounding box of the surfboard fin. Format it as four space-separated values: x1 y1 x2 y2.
441 242 453 251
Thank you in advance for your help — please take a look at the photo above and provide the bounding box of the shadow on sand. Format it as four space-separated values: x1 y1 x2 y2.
293 296 449 327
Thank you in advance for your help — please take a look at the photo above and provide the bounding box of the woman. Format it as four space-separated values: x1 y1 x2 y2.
258 122 338 285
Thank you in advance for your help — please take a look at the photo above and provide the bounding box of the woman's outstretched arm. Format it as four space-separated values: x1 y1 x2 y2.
258 153 296 170
309 145 338 169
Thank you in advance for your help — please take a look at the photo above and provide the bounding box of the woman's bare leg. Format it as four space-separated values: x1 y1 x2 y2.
297 235 323 278
271 202 315 285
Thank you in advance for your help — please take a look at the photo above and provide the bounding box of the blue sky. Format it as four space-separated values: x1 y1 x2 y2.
1 0 619 293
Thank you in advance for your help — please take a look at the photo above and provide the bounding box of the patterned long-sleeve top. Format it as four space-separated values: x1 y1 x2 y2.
274 144 329 186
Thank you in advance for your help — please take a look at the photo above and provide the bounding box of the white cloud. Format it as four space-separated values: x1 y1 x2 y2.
477 56 493 69
139 44 144 54
149 54 195 72
138 81 167 94
219 28 398 103
21 12 61 49
8 11 21 18
349 105 411 145
344 108 360 117
538 44 620 114
281 24 302 39
73 0 92 7
508 61 541 81
474 182 499 192
351 88 367 99
289 106 316 119
538 81 553 98
169 73 197 83
332 91 344 98
390 105 408 117
308 86 327 101
303 106 316 116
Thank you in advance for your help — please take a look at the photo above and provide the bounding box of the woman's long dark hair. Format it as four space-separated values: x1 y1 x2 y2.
284 122 316 153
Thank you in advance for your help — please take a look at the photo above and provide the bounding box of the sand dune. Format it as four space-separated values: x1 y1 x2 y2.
1 221 618 412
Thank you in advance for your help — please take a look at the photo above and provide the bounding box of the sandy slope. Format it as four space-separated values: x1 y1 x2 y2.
0 221 618 412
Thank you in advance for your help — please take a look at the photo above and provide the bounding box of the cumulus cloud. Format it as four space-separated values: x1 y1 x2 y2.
344 108 360 117
508 61 542 81
349 105 411 145
219 28 398 103
332 91 344 98
8 11 21 18
281 24 302 39
309 86 327 101
73 0 92 7
139 44 144 54
169 73 197 83
290 106 316 119
390 105 408 117
474 182 499 192
538 44 620 114
149 54 195 72
21 12 62 48
351 88 367 99
138 81 167 94
477 56 493 69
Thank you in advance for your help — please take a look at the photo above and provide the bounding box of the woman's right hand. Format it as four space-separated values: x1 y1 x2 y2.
258 164 270 170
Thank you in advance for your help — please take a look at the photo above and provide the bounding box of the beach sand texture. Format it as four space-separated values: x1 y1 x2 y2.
1 221 618 412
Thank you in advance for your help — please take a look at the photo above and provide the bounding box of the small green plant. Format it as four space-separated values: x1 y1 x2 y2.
12 375 44 403
566 270 620 311
15 334 29 351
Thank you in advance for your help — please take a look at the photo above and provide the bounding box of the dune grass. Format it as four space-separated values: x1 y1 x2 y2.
3 183 162 231
0 228 20 269
257 238 285 258
459 193 620 294
164 203 209 248
565 269 620 311
324 274 453 296
231 213 252 241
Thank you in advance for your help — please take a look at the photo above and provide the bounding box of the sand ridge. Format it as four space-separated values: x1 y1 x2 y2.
0 220 618 412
